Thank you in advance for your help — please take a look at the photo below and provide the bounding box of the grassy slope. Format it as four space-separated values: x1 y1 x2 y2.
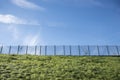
0 54 120 80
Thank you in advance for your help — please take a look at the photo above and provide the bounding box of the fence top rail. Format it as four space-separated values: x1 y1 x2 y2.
0 45 120 47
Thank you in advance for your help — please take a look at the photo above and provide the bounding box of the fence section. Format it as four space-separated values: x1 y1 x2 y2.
0 45 120 56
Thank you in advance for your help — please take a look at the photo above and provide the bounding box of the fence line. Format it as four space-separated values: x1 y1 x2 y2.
0 45 120 56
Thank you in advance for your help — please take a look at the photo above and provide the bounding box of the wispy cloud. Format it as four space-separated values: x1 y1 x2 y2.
0 14 40 25
23 35 40 45
42 0 103 7
39 0 120 10
85 0 102 6
2 26 42 45
4 26 42 45
0 14 26 25
11 0 45 10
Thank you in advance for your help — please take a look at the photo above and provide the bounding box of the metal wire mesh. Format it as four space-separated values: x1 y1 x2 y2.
0 45 119 56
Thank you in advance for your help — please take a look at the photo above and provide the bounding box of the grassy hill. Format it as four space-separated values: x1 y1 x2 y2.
0 54 120 80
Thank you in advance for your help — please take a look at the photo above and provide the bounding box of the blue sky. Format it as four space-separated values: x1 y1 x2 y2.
0 0 120 45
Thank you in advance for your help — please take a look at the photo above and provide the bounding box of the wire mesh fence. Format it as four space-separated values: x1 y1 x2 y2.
0 45 120 56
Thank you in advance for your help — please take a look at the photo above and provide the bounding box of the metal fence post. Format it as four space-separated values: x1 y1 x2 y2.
17 45 20 55
116 46 119 56
9 46 11 55
88 45 90 56
106 46 110 56
40 46 41 55
0 46 3 54
35 46 37 55
97 46 100 56
63 45 65 56
78 45 80 56
45 46 47 56
69 45 72 56
26 46 28 55
54 45 56 56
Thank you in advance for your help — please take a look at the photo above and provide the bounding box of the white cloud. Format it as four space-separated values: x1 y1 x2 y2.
0 14 24 24
11 0 45 10
23 35 39 45
0 14 40 25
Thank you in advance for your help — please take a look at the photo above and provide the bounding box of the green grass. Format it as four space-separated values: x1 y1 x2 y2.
0 54 120 80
